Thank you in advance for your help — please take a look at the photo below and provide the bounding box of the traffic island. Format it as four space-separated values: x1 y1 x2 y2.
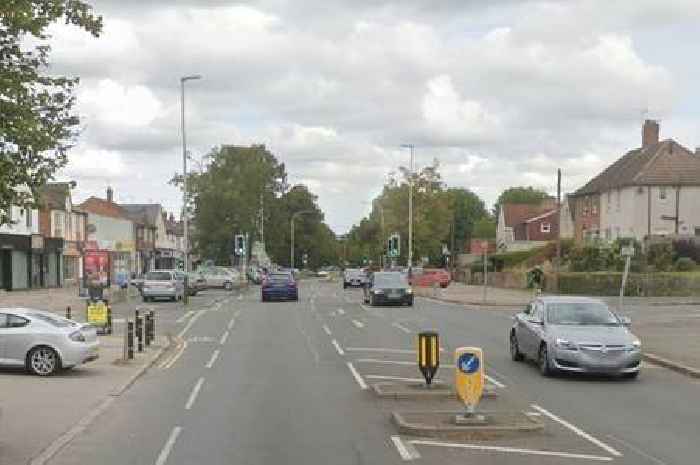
372 381 499 400
392 410 544 440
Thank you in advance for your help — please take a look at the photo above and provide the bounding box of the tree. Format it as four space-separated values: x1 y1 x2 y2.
472 217 497 239
494 186 551 217
0 1 102 225
445 188 488 253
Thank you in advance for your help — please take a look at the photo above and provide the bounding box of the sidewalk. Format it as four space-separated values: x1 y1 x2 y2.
416 282 700 377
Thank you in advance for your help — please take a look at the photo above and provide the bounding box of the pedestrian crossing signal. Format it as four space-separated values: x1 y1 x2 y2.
417 331 439 385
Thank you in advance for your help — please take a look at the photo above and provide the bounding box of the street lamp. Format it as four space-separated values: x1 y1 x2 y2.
290 210 314 269
400 143 415 269
180 74 202 273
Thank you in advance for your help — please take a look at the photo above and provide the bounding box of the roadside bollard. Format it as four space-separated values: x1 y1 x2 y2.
144 312 151 347
107 305 113 334
66 306 71 320
127 320 134 360
135 310 143 353
149 310 156 345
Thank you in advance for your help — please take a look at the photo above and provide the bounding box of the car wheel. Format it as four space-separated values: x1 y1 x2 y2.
343 283 348 289
510 332 524 362
27 346 60 376
538 344 554 377
622 371 639 380
224 282 233 291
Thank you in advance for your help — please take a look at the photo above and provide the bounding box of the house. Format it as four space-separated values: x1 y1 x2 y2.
38 182 88 287
79 187 136 287
0 199 40 291
570 120 700 242
120 205 157 275
496 199 559 251
119 203 173 270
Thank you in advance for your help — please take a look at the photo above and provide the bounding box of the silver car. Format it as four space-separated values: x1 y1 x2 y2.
201 267 239 290
0 308 99 376
142 270 185 302
510 296 641 378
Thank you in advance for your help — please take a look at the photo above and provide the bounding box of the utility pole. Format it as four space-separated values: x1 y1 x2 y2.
556 169 561 293
180 74 202 273
400 144 415 270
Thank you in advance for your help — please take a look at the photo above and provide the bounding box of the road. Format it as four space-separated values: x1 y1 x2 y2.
43 280 698 465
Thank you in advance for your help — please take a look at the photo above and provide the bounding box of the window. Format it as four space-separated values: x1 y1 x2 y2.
540 222 551 233
607 191 611 211
73 215 82 241
7 314 29 328
53 211 65 237
7 205 13 222
605 228 611 240
0 313 6 328
659 186 667 200
695 228 700 237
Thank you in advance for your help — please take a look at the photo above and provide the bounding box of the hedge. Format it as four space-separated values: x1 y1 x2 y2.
547 272 700 297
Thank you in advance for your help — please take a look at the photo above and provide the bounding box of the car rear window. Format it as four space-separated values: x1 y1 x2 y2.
269 274 291 282
374 273 407 287
146 271 172 280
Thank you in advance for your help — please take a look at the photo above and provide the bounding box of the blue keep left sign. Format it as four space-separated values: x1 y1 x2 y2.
458 352 480 374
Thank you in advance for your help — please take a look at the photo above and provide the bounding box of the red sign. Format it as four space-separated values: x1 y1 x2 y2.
471 240 490 255
84 251 110 286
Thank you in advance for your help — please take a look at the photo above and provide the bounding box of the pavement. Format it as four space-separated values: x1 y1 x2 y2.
8 280 695 465
417 282 700 376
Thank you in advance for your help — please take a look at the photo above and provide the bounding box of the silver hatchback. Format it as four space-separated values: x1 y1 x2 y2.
510 296 642 378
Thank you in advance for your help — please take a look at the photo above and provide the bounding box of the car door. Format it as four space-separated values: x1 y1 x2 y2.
0 313 32 366
174 272 185 297
518 301 543 358
524 301 546 358
514 303 534 355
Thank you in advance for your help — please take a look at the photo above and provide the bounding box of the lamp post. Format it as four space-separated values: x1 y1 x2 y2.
291 210 313 269
180 74 202 274
400 144 415 269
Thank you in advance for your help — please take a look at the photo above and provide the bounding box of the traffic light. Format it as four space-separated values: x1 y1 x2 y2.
234 234 245 256
388 233 400 258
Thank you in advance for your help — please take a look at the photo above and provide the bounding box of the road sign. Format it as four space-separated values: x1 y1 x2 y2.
388 233 400 258
454 347 484 413
417 332 439 385
621 245 635 257
87 301 108 326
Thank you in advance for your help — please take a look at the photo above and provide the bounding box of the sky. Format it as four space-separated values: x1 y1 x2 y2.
47 0 700 233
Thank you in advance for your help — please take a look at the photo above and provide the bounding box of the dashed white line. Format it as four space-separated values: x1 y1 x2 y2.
227 317 235 330
337 308 345 315
391 436 421 461
322 324 332 336
346 362 368 390
345 347 445 354
205 349 220 369
176 310 194 324
606 435 668 465
485 374 506 388
155 426 182 465
356 358 415 366
410 440 613 462
331 339 345 356
366 375 442 383
530 404 622 457
392 322 412 334
351 319 365 329
185 377 205 410
219 330 230 345
177 310 206 338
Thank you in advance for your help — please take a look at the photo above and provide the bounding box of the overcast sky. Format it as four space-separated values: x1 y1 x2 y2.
49 0 700 232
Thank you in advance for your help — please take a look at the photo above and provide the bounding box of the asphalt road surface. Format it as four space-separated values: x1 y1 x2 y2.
43 280 699 465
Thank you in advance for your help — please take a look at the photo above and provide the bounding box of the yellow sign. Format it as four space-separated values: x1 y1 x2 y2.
417 332 440 385
454 347 484 411
87 301 108 326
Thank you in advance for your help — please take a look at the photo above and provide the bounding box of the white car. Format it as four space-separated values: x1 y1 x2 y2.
0 308 99 376
201 267 239 290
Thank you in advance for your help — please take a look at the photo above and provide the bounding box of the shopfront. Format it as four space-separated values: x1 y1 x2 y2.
0 234 31 291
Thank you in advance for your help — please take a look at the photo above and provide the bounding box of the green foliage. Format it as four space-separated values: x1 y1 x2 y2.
491 248 544 270
674 257 697 272
556 271 700 297
646 242 674 272
0 1 102 225
472 217 496 239
494 186 551 217
567 238 645 272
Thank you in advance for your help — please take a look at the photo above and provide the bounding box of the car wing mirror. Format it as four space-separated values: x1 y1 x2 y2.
618 315 631 327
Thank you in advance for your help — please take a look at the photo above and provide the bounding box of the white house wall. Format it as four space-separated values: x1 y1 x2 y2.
0 206 39 235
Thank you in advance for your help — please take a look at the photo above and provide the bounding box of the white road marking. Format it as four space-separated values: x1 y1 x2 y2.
185 377 205 410
345 347 445 354
332 339 345 356
410 440 613 462
485 374 506 388
159 341 188 370
346 362 368 389
360 304 371 311
205 349 220 369
606 435 668 465
367 375 442 383
322 324 332 336
112 318 126 324
392 322 412 334
155 426 182 465
337 308 345 315
176 310 194 324
237 294 243 300
219 330 230 345
177 310 206 338
391 436 421 461
234 310 241 317
531 404 622 457
356 358 415 366
351 319 365 328
227 317 235 330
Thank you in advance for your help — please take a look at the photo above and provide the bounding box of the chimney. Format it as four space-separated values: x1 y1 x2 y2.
106 186 114 203
642 119 659 148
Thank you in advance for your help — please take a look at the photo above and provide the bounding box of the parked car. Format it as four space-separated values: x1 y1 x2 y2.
343 268 367 288
201 267 238 290
185 271 207 296
261 272 299 302
142 270 185 302
363 271 413 306
414 268 452 288
509 296 641 378
0 308 99 376
247 267 263 284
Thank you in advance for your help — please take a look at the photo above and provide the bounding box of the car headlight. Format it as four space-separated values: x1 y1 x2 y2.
555 338 578 350
628 339 641 351
373 289 384 294
406 288 413 294
69 330 86 342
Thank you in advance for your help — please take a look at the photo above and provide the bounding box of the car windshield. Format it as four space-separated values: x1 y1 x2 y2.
146 272 172 281
546 302 619 326
27 313 75 328
374 273 408 287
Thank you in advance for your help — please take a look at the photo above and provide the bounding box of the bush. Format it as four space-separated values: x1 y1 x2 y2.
673 239 700 262
491 247 544 271
646 242 674 271
674 257 697 272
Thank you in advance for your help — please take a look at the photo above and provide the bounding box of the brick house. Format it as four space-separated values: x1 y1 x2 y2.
496 199 559 251
570 120 700 243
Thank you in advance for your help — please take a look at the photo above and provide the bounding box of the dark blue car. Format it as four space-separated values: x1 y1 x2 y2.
261 272 299 302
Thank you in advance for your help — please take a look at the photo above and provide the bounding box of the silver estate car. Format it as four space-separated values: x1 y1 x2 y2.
142 270 185 302
0 308 99 376
510 296 641 378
